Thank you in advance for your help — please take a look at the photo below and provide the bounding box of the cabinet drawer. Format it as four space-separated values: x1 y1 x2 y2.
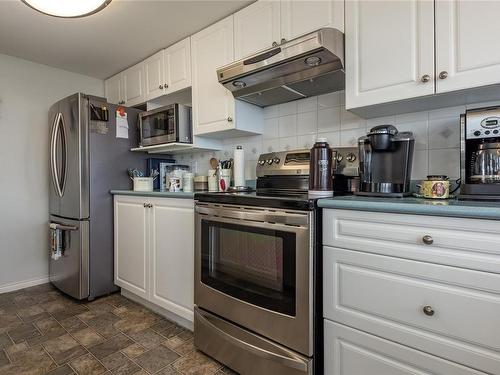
323 209 500 273
324 320 487 375
324 247 500 374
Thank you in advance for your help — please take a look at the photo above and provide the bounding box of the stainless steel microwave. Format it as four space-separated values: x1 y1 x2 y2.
138 104 192 147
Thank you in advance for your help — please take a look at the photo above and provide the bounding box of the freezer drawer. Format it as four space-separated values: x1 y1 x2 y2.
49 216 89 299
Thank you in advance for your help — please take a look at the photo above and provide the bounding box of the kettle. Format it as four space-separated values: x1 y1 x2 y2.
470 141 500 183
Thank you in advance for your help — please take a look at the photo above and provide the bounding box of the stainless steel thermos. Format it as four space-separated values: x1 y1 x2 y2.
309 138 333 197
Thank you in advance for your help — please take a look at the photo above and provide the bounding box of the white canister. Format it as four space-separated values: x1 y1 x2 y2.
208 169 218 192
182 172 194 192
133 177 154 192
169 177 181 192
219 169 231 192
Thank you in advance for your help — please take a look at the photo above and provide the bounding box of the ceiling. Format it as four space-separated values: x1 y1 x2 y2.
0 0 253 79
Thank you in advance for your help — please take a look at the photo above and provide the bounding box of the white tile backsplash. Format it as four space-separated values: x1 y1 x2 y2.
428 117 460 149
278 114 298 136
184 92 491 180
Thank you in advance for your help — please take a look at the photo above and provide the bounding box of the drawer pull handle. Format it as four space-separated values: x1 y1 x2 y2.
422 235 433 245
423 305 435 316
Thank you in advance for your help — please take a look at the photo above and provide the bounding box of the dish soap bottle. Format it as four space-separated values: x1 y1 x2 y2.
309 138 333 198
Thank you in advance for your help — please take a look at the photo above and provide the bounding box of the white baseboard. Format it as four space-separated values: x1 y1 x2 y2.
0 276 50 294
121 289 194 331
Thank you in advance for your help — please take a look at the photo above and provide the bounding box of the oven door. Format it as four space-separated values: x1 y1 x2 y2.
195 203 313 356
139 106 177 146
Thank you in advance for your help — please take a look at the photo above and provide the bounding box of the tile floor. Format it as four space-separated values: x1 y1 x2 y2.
0 283 237 375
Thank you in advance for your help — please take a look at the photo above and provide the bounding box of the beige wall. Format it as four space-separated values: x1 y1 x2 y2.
0 53 104 291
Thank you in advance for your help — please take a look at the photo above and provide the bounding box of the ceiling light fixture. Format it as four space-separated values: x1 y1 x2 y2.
22 0 111 18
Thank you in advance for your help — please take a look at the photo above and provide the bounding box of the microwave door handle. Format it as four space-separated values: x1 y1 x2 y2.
196 309 308 372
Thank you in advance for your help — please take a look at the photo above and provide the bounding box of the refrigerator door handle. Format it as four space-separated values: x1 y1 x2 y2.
50 113 67 197
49 223 78 231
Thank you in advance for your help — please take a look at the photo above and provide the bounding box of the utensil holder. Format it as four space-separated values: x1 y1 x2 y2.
133 177 154 192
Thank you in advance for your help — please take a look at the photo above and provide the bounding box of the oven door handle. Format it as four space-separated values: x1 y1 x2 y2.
195 206 309 227
196 308 309 372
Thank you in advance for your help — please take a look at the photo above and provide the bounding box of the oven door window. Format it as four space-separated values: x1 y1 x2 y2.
201 220 296 316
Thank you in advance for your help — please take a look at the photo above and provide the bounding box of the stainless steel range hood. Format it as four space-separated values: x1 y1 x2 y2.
217 28 344 107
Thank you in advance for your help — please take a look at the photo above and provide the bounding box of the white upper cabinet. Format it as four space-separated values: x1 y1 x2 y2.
234 0 281 60
105 73 122 105
165 37 192 94
191 16 236 135
345 0 435 109
281 0 344 41
145 50 166 101
435 0 500 93
122 62 146 106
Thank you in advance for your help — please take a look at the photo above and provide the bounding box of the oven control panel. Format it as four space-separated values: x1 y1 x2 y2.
257 150 310 177
465 107 500 140
256 147 359 178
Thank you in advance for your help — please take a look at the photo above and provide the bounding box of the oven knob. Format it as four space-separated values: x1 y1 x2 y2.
474 130 481 136
267 159 273 165
273 157 280 164
258 160 266 166
485 130 491 135
336 154 343 162
346 153 357 162
494 130 499 134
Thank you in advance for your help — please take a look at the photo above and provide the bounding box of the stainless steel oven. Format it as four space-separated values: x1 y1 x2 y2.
138 103 191 147
194 201 314 374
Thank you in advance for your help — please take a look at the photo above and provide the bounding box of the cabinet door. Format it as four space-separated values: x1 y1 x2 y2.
191 16 235 135
122 62 146 106
281 0 344 41
114 196 149 299
325 321 486 375
165 37 192 94
149 198 194 322
144 50 165 101
436 1 500 93
234 0 281 60
345 0 435 109
105 73 122 105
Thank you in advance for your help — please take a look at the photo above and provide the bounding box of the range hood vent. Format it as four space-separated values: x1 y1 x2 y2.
217 28 344 107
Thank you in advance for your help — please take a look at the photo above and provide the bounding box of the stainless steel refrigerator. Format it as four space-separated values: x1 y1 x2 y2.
49 93 147 300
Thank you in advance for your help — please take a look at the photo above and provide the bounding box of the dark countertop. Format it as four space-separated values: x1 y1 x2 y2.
110 190 195 199
317 195 500 220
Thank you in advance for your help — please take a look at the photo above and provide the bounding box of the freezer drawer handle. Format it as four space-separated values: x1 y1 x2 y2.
196 308 308 372
49 223 78 231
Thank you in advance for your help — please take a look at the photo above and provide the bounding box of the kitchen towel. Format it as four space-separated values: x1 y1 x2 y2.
233 145 245 187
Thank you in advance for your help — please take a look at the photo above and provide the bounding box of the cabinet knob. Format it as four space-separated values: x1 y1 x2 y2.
421 74 431 83
164 83 168 89
159 84 163 89
439 71 448 79
422 235 433 245
143 203 148 208
280 38 287 44
272 41 279 47
227 117 233 122
423 305 435 316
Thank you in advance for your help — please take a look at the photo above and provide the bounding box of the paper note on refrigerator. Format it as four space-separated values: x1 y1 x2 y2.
116 108 129 139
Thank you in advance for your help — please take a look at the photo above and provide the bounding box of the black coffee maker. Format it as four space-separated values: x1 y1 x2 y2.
460 107 500 200
356 125 415 197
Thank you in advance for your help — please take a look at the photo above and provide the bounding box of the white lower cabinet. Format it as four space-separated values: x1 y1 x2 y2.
149 197 194 322
324 321 487 375
114 195 194 323
114 196 149 299
322 209 500 375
